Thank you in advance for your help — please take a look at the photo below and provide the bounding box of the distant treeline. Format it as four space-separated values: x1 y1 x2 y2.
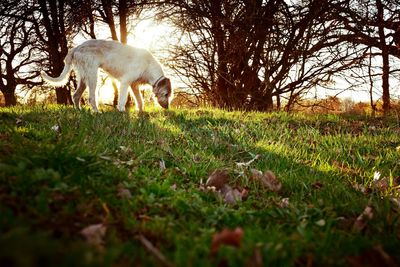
1 0 400 114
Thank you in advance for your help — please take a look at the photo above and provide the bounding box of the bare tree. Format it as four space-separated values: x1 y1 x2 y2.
34 0 78 104
0 1 42 106
159 0 364 111
333 0 400 114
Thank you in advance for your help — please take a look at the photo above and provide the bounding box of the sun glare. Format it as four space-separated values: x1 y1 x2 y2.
128 19 165 50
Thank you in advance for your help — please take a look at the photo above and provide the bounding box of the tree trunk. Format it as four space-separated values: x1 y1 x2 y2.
119 0 128 44
264 92 273 111
377 0 390 114
2 90 17 106
56 87 71 104
39 0 71 105
101 0 118 41
276 94 281 110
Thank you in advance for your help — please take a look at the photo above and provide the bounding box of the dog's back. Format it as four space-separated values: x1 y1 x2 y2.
72 40 158 81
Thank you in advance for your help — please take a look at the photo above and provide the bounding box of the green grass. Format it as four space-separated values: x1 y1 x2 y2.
0 105 399 266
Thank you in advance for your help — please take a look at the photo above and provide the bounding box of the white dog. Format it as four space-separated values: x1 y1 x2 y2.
41 39 172 112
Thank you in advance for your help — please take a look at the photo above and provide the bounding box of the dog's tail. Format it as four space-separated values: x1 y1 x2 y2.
41 50 74 87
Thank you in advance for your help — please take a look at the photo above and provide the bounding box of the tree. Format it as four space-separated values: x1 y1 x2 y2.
35 0 77 104
161 0 363 111
332 0 400 114
0 1 42 106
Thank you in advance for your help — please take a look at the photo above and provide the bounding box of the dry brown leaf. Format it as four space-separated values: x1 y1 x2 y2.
390 198 400 210
251 169 282 192
15 118 23 125
332 160 360 176
373 178 389 191
206 170 230 190
295 253 314 267
159 159 166 171
211 227 244 255
278 198 290 208
117 185 132 199
250 168 263 181
80 223 107 248
311 181 323 190
347 245 397 267
241 188 249 200
351 182 369 194
246 247 263 267
260 171 282 192
353 205 373 232
224 187 242 205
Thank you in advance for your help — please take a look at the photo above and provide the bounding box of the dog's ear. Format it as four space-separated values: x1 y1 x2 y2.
160 78 171 87
160 78 172 94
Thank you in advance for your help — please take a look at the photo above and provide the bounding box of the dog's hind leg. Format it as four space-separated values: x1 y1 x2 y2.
87 71 99 112
117 82 130 112
72 79 86 109
131 83 144 112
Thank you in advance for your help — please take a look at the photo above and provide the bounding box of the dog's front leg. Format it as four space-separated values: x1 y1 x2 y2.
131 84 144 112
118 82 130 112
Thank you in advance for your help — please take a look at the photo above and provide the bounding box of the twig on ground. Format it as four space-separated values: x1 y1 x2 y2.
136 234 174 267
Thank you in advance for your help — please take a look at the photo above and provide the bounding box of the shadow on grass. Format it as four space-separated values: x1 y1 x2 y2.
0 107 398 266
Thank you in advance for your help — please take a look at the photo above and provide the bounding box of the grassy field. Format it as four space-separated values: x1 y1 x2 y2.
0 105 399 267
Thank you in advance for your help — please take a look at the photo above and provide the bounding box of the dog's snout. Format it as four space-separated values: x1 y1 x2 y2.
161 102 169 109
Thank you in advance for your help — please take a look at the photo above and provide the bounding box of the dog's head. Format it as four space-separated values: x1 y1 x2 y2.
153 77 172 109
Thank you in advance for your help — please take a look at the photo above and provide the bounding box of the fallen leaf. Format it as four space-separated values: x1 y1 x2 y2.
51 124 61 133
394 176 400 187
373 178 389 191
315 219 326 227
221 185 242 205
240 188 249 200
347 245 397 267
295 253 314 267
251 169 282 192
15 118 23 125
206 169 230 190
246 247 263 267
332 160 360 176
211 227 244 255
250 168 263 180
159 159 166 171
278 197 290 208
390 198 400 210
80 223 107 248
117 185 132 199
260 171 282 192
118 145 128 152
312 181 323 189
351 182 370 194
170 183 177 190
353 205 373 232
